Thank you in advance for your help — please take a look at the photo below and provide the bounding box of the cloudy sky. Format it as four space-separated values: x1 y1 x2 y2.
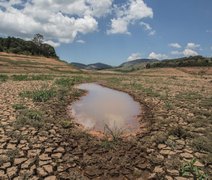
0 0 212 65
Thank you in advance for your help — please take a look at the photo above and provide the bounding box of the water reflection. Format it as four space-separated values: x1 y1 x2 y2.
71 83 141 132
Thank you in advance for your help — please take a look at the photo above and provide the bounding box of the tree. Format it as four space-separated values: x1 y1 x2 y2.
32 33 44 46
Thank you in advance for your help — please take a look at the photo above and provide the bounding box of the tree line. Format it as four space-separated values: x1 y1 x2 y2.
0 34 58 58
146 56 212 68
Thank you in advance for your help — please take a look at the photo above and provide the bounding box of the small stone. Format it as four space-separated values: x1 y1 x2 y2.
180 153 193 159
167 169 179 176
194 161 204 167
175 177 188 180
21 159 34 169
39 154 51 161
158 144 166 149
52 153 62 159
0 170 7 178
165 175 173 180
43 165 53 174
54 147 65 153
7 166 17 178
14 158 27 165
37 167 47 177
44 176 57 180
153 166 164 174
45 147 54 153
7 143 16 149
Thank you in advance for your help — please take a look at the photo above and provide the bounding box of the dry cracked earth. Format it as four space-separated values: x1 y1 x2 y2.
0 70 212 180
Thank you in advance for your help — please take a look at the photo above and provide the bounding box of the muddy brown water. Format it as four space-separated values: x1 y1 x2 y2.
71 83 141 133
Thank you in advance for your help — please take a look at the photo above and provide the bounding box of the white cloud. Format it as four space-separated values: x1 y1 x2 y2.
107 0 153 34
140 22 156 36
169 43 181 49
76 40 86 44
183 49 198 56
0 0 113 45
127 53 141 61
148 52 168 60
186 42 200 49
44 40 60 48
171 51 182 55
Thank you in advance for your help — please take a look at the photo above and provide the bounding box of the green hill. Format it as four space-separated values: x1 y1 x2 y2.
147 56 212 68
0 36 58 58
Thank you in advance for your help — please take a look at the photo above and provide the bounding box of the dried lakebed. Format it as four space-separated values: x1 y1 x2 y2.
70 83 141 134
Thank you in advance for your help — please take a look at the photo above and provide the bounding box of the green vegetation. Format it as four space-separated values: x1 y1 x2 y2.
12 103 26 110
0 74 8 82
60 120 73 129
31 74 53 81
55 78 74 87
12 74 28 81
192 136 212 153
168 125 191 139
180 158 208 180
20 88 56 102
0 35 58 58
148 56 212 68
15 109 43 129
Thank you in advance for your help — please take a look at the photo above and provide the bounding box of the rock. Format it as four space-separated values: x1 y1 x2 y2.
37 167 48 177
135 163 148 170
0 170 7 178
158 144 166 149
160 150 171 155
7 143 16 150
43 165 53 174
52 153 62 159
165 176 173 180
54 147 65 153
153 166 164 175
194 161 204 167
39 154 51 161
44 176 57 180
14 158 27 165
175 177 188 180
21 159 34 169
7 166 17 178
167 169 179 176
180 153 193 159
45 147 54 153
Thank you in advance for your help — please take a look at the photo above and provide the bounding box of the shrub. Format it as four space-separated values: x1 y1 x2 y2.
15 109 43 128
55 78 74 87
12 104 26 110
169 125 190 139
180 158 208 179
12 74 28 81
20 89 56 102
0 74 8 82
31 75 53 81
60 120 72 129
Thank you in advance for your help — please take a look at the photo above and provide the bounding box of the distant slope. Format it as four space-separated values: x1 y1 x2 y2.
114 59 158 72
71 62 112 70
0 52 78 73
0 37 58 58
148 56 212 68
120 59 158 67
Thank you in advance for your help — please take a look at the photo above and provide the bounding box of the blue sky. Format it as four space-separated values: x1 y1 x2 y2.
0 0 212 65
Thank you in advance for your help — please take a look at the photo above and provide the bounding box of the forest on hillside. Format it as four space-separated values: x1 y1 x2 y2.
146 56 212 68
0 34 58 58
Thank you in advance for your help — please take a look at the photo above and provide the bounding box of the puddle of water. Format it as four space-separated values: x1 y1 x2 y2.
70 83 141 133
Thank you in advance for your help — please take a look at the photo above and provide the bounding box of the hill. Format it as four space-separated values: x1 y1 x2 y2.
0 36 58 58
114 59 158 72
148 56 212 68
0 52 78 73
71 62 112 70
